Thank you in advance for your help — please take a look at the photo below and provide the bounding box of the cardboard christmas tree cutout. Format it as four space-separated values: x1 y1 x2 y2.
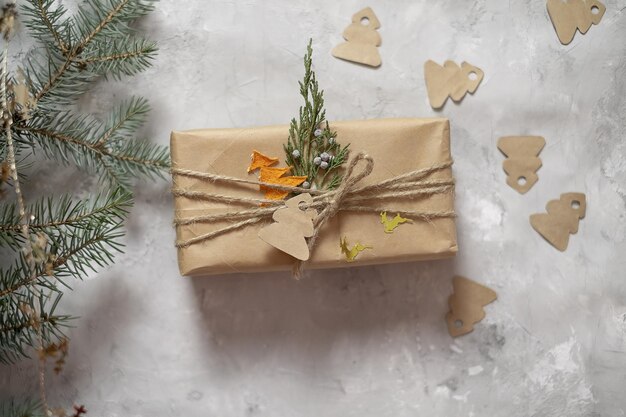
446 276 497 337
497 136 546 194
547 0 605 45
258 193 317 260
424 60 484 109
530 192 586 251
332 7 382 67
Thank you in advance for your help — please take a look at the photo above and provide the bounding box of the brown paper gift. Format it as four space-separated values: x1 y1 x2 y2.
171 118 457 276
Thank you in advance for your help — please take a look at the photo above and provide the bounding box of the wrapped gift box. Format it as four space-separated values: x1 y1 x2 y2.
171 118 457 276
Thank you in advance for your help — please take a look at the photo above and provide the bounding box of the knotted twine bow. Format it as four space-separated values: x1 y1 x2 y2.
172 152 455 278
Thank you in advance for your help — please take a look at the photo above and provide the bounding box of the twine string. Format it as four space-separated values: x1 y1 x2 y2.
292 153 374 278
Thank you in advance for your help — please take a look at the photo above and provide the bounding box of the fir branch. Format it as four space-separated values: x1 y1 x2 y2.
0 0 163 410
49 216 126 280
78 36 157 79
15 111 170 187
95 97 151 146
3 214 125 296
0 250 64 301
0 255 38 300
0 4 50 409
0 0 164 409
73 0 155 49
0 189 131 296
0 188 132 250
75 0 133 48
21 0 71 55
0 398 45 417
29 50 76 106
0 289 70 365
21 0 158 107
106 139 170 180
0 204 124 363
14 0 167 188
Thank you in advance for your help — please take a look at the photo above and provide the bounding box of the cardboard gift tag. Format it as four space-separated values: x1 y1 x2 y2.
446 276 497 337
424 60 484 109
497 136 546 194
332 7 382 67
530 192 586 251
258 193 317 260
547 0 605 45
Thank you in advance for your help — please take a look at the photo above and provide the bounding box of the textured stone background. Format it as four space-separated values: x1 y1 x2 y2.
2 0 626 415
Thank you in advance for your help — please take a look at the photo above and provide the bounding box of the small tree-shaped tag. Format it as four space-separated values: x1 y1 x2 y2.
530 192 586 251
446 276 497 337
424 60 484 109
332 7 382 67
258 193 317 260
547 0 605 45
497 136 546 194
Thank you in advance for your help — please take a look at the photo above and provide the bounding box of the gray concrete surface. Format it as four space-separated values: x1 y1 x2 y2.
2 0 626 415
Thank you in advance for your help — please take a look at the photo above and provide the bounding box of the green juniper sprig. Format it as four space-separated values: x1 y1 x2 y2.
284 39 349 191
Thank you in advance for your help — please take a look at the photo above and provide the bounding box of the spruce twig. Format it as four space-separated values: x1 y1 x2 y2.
0 398 45 417
0 0 166 413
0 3 50 413
14 0 168 188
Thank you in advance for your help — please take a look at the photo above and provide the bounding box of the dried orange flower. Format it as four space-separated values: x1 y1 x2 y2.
259 166 291 183
247 150 279 173
259 166 306 200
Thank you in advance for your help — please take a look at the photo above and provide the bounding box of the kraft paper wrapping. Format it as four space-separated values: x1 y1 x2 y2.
171 118 457 276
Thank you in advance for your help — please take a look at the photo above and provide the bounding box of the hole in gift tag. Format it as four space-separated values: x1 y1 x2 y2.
571 200 580 209
360 16 370 26
454 319 463 328
591 5 600 14
468 71 478 81
517 176 527 186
